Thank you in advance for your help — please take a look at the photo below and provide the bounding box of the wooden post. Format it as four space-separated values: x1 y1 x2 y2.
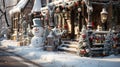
70 9 75 39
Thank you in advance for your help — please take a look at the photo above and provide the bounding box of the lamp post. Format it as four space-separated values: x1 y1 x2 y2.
81 0 93 39
82 0 93 30
86 0 93 30
100 7 108 31
78 7 82 31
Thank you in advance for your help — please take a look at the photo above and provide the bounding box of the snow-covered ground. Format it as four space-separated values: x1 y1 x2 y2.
0 40 120 67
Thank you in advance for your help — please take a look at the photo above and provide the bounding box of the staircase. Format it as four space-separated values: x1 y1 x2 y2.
90 43 106 56
58 39 78 54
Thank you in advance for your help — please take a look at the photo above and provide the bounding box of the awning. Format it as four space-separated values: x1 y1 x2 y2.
31 0 42 13
9 0 29 16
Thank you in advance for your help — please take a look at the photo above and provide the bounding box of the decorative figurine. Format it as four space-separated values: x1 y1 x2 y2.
30 18 44 47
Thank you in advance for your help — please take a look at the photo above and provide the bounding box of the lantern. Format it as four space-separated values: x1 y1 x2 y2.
100 8 108 23
78 7 81 12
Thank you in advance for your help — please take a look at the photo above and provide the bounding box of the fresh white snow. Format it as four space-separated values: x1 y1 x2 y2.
0 39 120 67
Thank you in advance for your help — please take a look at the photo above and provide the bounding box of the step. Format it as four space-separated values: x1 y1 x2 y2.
91 48 104 51
90 48 105 56
93 43 105 45
91 43 105 47
58 46 77 53
60 44 78 48
62 41 78 44
91 51 105 57
91 49 104 54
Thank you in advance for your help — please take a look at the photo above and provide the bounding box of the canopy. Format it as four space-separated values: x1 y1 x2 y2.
9 0 29 15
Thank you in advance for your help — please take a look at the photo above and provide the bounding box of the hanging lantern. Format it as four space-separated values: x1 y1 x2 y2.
100 8 108 23
82 34 86 39
78 7 81 12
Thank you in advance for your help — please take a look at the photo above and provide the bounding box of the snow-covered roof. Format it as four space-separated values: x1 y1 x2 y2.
31 0 62 13
40 0 76 16
50 0 71 5
31 0 42 13
9 0 29 15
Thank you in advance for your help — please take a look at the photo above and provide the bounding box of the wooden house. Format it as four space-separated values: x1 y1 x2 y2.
9 0 34 40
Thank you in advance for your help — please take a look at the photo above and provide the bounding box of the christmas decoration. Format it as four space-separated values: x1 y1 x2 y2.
78 25 91 56
45 26 66 51
30 18 44 47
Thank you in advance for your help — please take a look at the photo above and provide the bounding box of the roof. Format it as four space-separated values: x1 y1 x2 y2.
9 0 29 15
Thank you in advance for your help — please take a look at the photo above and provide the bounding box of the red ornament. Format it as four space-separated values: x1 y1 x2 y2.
113 37 118 42
45 18 48 21
89 36 94 41
95 36 99 40
64 23 68 30
80 49 86 54
103 37 105 40
82 34 86 39
74 1 79 6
